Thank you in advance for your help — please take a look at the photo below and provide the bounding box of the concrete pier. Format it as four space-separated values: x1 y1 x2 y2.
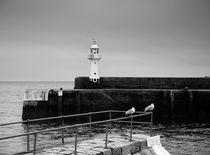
25 131 170 155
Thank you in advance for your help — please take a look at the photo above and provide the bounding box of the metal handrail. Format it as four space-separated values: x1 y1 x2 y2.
0 110 153 155
0 110 150 126
111 110 146 114
0 113 150 140
0 110 112 126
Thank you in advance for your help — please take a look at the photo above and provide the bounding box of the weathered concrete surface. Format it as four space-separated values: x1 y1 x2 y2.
75 77 210 89
25 131 170 155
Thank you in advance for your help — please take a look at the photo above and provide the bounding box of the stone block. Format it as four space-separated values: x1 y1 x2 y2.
111 147 122 155
121 144 131 155
141 149 153 155
131 141 141 153
140 140 148 151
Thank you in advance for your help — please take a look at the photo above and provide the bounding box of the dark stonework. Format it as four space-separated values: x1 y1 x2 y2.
22 77 210 122
75 77 210 89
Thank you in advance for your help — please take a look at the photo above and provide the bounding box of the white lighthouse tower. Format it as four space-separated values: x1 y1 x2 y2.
88 39 101 83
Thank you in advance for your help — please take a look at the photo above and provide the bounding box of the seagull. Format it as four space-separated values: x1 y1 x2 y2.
144 103 154 112
125 107 135 115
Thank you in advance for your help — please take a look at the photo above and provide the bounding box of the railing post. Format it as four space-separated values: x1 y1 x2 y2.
89 113 92 137
74 127 78 155
27 119 30 152
109 111 112 134
105 121 109 149
61 116 64 144
129 114 133 142
150 112 153 136
33 133 37 155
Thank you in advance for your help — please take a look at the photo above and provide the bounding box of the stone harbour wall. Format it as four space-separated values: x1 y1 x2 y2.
74 77 210 89
22 89 210 123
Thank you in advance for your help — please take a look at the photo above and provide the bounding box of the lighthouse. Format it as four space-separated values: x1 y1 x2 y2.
88 39 101 83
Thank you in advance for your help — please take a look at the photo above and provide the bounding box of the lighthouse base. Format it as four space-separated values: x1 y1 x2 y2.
88 79 102 89
89 78 100 83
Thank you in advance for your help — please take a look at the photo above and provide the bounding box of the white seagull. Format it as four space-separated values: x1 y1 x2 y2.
125 107 135 115
144 103 154 112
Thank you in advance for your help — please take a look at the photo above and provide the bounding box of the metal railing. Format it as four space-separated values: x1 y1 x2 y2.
0 110 153 155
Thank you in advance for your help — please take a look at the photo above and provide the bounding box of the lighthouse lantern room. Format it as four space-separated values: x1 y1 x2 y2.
88 39 101 83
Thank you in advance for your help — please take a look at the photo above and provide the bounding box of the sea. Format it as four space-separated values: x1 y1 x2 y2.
0 81 210 155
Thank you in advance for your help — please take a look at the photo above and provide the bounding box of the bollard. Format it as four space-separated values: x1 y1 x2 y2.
74 128 78 155
129 114 133 142
89 113 92 137
27 119 30 151
105 121 109 149
33 133 37 155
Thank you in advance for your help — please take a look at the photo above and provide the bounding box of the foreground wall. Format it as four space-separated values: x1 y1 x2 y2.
33 134 170 155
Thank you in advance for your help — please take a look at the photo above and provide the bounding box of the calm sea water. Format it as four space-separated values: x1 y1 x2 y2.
0 81 210 155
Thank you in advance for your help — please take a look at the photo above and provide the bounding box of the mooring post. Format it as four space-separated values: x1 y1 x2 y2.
27 119 30 152
58 88 63 116
129 114 133 142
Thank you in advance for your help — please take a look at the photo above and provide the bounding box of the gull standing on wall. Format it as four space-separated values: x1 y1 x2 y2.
144 103 155 112
125 107 135 115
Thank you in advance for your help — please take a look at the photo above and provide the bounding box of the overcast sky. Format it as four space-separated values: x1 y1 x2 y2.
0 0 210 81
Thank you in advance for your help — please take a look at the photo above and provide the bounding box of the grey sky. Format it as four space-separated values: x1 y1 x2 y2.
0 0 210 81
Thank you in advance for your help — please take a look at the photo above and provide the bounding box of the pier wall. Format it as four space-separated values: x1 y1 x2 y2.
22 89 210 123
22 77 210 122
75 77 210 89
